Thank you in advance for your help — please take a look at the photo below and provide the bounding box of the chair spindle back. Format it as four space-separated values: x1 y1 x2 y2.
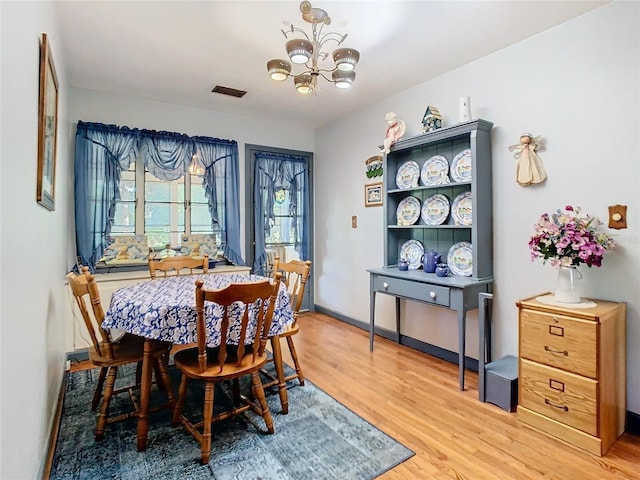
194 272 281 373
148 255 209 279
272 256 312 322
67 266 113 358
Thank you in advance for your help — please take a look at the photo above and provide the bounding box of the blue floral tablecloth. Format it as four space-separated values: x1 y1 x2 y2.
102 273 293 347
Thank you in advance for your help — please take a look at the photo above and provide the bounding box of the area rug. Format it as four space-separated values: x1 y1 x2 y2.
49 361 414 480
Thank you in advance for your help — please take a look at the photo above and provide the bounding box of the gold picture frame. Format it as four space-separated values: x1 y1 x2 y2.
364 182 383 207
37 33 59 211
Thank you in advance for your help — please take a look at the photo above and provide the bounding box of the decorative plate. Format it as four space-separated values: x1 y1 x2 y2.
421 194 450 225
396 196 421 226
400 239 424 271
451 191 473 225
421 155 450 185
395 160 420 189
450 149 472 182
447 242 473 276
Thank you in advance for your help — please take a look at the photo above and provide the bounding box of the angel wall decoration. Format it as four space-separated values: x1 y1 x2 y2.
380 112 406 154
509 133 547 187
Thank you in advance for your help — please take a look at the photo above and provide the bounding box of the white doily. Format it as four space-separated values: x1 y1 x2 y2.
535 294 597 309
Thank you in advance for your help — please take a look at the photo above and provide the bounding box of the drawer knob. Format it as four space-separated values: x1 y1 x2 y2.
429 291 436 299
545 398 569 412
544 345 568 356
383 282 389 289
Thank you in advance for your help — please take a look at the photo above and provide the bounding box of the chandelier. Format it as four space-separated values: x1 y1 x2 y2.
266 1 360 95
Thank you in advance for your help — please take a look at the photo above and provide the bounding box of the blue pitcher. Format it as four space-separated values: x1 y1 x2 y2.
423 250 441 273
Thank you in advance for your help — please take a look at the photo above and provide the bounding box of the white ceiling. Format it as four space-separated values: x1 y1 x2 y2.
54 1 608 129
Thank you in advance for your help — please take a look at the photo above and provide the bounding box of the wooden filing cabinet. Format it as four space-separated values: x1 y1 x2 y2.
516 294 626 456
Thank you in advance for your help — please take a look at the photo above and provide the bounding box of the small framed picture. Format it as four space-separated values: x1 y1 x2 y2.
364 182 383 207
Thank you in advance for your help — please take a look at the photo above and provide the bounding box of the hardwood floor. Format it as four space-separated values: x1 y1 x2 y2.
285 312 640 480
69 311 640 479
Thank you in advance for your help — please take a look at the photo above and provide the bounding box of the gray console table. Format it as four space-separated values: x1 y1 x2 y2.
368 266 493 390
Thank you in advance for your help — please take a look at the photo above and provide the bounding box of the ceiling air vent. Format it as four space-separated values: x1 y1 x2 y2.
211 85 247 98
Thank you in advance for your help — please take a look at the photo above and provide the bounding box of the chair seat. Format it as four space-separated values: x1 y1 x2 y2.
88 334 169 367
174 346 268 381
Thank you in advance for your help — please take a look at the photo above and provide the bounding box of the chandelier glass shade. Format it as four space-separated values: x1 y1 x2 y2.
267 1 360 95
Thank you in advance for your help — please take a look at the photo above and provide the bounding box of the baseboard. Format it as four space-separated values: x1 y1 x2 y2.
41 370 68 480
313 304 479 371
627 411 640 435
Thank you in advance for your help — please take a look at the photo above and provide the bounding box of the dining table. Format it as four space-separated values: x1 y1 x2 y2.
102 272 294 451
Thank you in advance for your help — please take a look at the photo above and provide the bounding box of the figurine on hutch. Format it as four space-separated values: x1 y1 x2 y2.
380 112 406 154
422 105 442 133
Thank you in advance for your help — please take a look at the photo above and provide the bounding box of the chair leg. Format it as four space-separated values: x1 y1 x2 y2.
172 374 189 427
91 367 108 410
201 382 215 464
153 361 165 391
286 335 305 386
270 336 289 414
95 366 118 440
251 372 274 434
154 354 175 409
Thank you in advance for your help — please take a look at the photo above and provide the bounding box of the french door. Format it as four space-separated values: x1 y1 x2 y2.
245 144 313 312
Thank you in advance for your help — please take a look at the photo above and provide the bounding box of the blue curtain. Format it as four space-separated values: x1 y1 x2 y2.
193 136 244 266
139 129 192 180
74 122 139 270
252 152 309 275
74 122 242 270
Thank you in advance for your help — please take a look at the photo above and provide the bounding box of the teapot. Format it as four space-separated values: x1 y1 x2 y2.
423 250 441 273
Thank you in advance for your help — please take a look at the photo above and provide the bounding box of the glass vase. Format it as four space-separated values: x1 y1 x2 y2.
554 265 582 303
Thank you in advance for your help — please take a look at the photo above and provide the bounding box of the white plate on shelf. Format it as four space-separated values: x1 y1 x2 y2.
421 194 450 225
447 241 473 276
396 196 421 225
450 149 472 182
395 160 420 189
451 191 472 225
400 239 424 270
421 155 450 185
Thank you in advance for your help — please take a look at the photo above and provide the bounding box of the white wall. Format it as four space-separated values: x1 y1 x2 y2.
315 1 640 414
0 2 75 478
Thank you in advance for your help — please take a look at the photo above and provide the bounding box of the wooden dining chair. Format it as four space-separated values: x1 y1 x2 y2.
67 267 174 440
148 254 209 279
261 256 312 414
171 274 281 464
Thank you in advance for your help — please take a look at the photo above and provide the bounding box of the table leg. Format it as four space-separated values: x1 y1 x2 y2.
137 339 153 451
458 309 467 391
395 297 401 343
369 289 376 352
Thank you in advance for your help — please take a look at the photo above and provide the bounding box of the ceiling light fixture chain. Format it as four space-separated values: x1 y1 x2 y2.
267 1 360 95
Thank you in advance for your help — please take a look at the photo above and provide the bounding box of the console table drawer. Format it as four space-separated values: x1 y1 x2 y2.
373 276 450 307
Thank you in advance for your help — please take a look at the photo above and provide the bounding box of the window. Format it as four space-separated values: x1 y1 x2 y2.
265 188 298 246
112 160 221 251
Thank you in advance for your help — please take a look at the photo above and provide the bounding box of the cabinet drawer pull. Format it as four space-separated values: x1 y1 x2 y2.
544 345 568 356
383 282 389 289
549 379 565 392
548 325 564 336
545 398 569 411
429 291 436 299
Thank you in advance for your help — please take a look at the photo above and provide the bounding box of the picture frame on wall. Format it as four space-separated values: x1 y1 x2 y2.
37 33 59 211
364 182 383 207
